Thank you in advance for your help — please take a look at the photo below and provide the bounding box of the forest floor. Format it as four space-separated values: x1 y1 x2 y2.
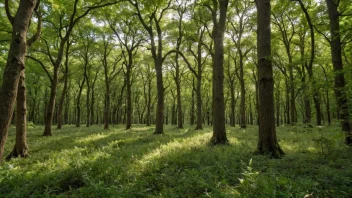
0 124 351 197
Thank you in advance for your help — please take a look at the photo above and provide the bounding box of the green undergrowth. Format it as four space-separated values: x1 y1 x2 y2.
0 124 351 197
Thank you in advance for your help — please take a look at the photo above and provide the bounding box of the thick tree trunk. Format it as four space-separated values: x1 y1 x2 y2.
154 59 164 134
6 71 29 160
255 0 284 158
0 0 37 163
210 0 229 145
326 0 352 144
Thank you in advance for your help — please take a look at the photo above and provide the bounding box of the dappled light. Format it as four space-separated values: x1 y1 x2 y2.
0 0 351 197
1 125 351 197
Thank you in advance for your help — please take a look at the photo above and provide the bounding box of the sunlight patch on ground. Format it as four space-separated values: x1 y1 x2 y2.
131 133 212 174
75 132 112 144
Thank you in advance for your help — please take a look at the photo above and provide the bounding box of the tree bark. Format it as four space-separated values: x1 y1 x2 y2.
76 79 85 127
210 0 229 145
0 0 37 164
6 71 29 160
325 0 352 144
57 41 70 129
255 0 284 158
43 66 59 136
297 0 321 126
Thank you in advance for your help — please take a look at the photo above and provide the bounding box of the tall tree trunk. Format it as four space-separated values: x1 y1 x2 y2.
43 67 59 136
255 0 284 157
154 58 164 134
175 54 183 129
297 0 321 126
230 82 236 127
326 89 331 126
210 0 229 145
325 0 352 144
57 42 70 129
0 0 38 163
126 68 132 129
6 71 29 160
76 79 85 127
104 84 110 130
239 70 246 128
302 67 312 123
190 81 195 125
285 80 290 125
195 70 203 130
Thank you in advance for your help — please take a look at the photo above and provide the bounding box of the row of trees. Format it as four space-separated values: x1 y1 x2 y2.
0 0 351 163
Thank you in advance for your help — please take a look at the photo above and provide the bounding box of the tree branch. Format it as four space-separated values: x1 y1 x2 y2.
5 0 14 25
27 8 42 47
26 55 53 82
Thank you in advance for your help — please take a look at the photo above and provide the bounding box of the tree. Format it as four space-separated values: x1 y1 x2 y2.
129 0 174 134
325 0 352 145
35 0 118 136
99 34 123 130
7 4 42 160
109 14 143 130
0 0 39 164
255 0 284 157
295 0 322 126
228 0 254 128
56 39 71 129
207 0 229 145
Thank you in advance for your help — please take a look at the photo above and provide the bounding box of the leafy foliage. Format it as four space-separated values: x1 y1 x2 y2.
0 125 351 197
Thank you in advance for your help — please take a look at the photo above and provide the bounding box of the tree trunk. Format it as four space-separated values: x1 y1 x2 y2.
190 82 195 125
325 0 352 144
210 0 229 145
230 82 236 127
0 0 37 163
175 54 183 129
126 68 132 130
57 50 69 129
76 79 85 127
146 77 152 126
239 57 246 128
43 66 59 136
255 0 284 158
104 85 110 130
297 0 321 126
325 89 331 126
6 71 29 160
154 58 164 134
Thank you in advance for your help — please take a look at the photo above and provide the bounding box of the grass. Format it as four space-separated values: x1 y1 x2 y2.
0 124 351 197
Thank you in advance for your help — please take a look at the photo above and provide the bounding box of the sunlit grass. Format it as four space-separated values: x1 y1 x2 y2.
0 124 351 197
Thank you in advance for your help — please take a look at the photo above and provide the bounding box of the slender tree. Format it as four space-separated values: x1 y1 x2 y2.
129 0 175 134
